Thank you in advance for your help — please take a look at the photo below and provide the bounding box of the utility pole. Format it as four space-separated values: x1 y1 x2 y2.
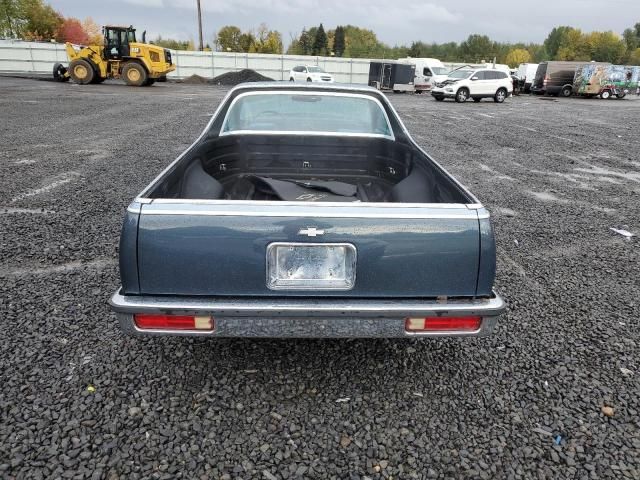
196 0 203 51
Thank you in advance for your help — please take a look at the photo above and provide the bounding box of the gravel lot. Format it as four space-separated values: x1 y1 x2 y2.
1 77 639 479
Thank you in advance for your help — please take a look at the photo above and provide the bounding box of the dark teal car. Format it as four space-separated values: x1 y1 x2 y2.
110 83 505 338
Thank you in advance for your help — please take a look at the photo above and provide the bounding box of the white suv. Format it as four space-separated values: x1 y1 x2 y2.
431 68 513 103
289 65 334 83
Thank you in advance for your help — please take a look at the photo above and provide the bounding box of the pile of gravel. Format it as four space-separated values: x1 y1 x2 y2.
209 69 274 85
179 74 209 85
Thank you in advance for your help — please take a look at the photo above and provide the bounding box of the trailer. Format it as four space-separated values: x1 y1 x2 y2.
368 61 415 93
573 64 640 99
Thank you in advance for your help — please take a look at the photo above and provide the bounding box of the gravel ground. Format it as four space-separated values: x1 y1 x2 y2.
0 78 638 479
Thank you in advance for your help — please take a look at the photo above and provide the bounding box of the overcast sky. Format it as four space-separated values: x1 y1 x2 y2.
48 0 638 48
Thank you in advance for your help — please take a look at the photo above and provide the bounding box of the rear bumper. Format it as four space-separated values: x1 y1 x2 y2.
109 290 505 338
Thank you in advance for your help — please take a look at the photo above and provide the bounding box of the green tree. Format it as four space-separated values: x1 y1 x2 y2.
0 0 62 40
459 34 495 62
216 25 242 52
238 32 255 52
587 31 626 63
334 25 345 56
312 23 327 55
555 28 590 60
152 36 191 50
543 26 573 58
628 47 640 64
253 23 282 54
504 48 531 67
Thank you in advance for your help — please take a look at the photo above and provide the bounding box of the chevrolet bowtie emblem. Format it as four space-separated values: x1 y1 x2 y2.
298 227 325 237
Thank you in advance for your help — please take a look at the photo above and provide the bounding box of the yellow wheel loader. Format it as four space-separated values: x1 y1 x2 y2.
53 25 175 86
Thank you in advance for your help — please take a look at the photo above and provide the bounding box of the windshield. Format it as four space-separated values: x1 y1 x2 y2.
307 66 324 73
432 67 449 75
221 92 393 138
448 70 473 79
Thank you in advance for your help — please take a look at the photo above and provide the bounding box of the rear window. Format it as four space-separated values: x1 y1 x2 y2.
221 92 393 138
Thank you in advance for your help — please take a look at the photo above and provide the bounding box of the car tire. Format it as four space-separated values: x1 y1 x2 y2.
600 90 611 99
560 86 572 97
122 62 148 87
289 77 294 82
473 97 481 103
616 93 626 99
455 88 469 103
69 59 94 85
434 96 444 101
307 77 312 82
494 88 507 103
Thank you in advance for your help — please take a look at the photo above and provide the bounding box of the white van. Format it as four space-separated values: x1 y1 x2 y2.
516 63 539 92
397 58 449 93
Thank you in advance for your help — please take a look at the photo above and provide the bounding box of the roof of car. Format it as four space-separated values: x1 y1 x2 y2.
232 81 378 93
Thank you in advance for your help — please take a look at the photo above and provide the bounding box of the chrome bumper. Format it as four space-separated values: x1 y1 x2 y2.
109 290 505 338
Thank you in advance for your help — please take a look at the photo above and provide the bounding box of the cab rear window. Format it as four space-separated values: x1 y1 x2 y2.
221 91 393 138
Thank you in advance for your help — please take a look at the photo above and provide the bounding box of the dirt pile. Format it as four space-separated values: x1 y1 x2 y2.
209 69 274 85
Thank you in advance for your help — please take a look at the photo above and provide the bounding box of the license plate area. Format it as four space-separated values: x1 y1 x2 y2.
267 242 356 290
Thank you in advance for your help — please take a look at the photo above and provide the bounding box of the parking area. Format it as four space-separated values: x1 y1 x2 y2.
0 77 638 479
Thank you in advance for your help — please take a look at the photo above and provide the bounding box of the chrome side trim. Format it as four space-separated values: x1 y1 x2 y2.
218 90 395 141
110 290 505 338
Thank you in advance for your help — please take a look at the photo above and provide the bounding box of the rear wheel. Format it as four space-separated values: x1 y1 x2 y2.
455 88 469 103
289 77 294 82
616 92 626 99
306 77 312 82
473 97 481 103
53 63 69 82
494 88 507 103
560 86 572 97
600 90 611 99
122 62 148 86
69 59 94 85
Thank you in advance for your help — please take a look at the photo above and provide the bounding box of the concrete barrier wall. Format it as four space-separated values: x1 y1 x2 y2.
0 40 376 84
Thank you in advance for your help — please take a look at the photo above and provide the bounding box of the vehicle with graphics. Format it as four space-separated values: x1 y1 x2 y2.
110 82 505 338
574 64 640 99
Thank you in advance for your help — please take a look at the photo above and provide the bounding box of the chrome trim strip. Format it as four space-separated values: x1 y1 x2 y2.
110 289 505 316
138 206 480 220
148 198 471 209
111 290 505 338
218 90 395 141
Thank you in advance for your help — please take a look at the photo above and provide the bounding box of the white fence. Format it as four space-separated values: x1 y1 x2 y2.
0 40 377 84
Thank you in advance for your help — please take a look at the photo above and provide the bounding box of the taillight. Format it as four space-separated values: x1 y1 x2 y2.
134 314 214 331
405 316 482 332
543 74 550 86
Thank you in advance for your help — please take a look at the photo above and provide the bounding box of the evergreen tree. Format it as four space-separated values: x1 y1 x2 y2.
312 23 327 56
299 28 312 55
334 25 345 56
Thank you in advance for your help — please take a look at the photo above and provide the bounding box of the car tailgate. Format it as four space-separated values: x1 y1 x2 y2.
135 201 481 297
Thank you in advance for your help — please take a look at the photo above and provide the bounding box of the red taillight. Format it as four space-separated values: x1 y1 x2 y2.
405 316 482 332
134 314 214 331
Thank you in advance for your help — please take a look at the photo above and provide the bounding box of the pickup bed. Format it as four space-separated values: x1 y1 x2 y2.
110 83 505 337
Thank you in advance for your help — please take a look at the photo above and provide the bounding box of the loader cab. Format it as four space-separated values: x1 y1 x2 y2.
104 26 136 60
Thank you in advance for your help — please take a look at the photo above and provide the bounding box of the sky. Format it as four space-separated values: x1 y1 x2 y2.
48 0 639 48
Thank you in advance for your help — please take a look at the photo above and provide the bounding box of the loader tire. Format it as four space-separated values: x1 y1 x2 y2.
123 62 148 87
53 63 69 82
69 59 94 85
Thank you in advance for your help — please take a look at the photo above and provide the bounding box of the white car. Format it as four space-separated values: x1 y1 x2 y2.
289 65 334 83
431 68 513 103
